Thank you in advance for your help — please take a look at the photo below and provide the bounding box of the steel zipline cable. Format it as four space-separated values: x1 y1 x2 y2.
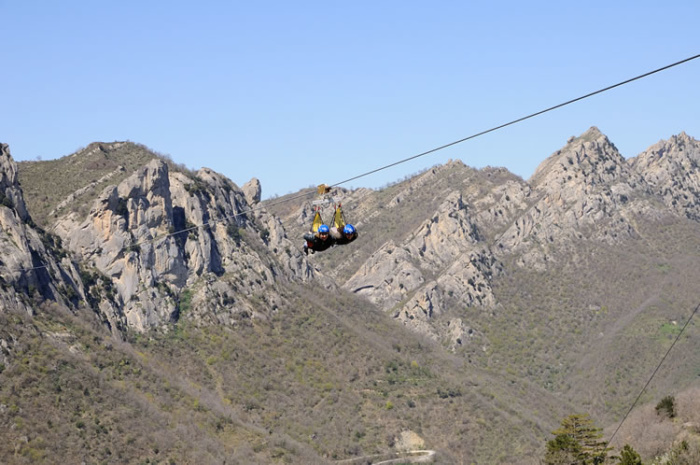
110 52 700 255
329 53 700 189
4 53 700 271
605 301 700 449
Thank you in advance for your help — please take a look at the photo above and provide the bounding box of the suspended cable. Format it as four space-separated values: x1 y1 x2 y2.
3 53 699 276
606 301 700 448
329 53 700 189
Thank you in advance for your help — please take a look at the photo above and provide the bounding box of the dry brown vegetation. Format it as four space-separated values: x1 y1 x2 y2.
5 144 700 463
16 141 192 228
1 282 564 464
605 388 700 463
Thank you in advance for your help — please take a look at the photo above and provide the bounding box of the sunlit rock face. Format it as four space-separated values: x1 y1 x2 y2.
4 128 700 346
630 132 700 221
54 159 314 331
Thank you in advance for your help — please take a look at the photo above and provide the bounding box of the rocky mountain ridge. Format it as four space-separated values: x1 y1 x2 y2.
632 131 700 220
297 127 700 349
5 127 700 351
50 155 323 333
3 127 700 463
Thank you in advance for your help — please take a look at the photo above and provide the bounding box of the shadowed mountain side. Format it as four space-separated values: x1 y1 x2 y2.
0 143 84 314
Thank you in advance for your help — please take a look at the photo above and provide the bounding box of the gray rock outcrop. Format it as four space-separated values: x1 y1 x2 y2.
4 128 700 347
53 159 314 332
630 132 700 220
0 143 83 314
345 190 499 346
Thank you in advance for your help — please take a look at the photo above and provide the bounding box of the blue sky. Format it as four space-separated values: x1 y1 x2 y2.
2 1 699 199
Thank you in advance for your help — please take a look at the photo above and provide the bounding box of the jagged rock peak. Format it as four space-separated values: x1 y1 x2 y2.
495 128 657 264
72 141 130 157
630 132 700 220
0 143 30 221
51 155 313 333
0 143 83 313
529 126 632 196
0 143 18 190
243 178 262 205
444 158 467 169
631 132 699 169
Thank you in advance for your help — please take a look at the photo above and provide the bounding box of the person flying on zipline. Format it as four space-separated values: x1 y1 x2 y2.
303 224 334 255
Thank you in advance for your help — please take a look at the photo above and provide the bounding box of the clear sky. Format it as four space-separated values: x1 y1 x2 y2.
2 1 699 199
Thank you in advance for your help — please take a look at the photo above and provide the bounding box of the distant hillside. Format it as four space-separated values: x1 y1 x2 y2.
2 128 700 463
17 141 172 227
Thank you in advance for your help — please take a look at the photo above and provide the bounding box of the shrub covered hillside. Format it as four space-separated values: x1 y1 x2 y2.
2 129 700 463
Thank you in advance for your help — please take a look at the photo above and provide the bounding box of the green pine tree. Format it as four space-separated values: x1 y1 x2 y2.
545 433 581 464
545 413 611 464
617 444 643 465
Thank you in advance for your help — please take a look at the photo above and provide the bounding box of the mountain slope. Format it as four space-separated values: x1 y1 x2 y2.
2 141 573 464
17 142 162 228
3 128 700 463
270 127 700 431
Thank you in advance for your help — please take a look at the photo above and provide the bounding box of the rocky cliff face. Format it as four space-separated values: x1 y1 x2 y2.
344 190 499 346
333 127 700 348
3 128 700 345
630 132 700 220
0 144 83 314
48 158 318 332
492 127 664 269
